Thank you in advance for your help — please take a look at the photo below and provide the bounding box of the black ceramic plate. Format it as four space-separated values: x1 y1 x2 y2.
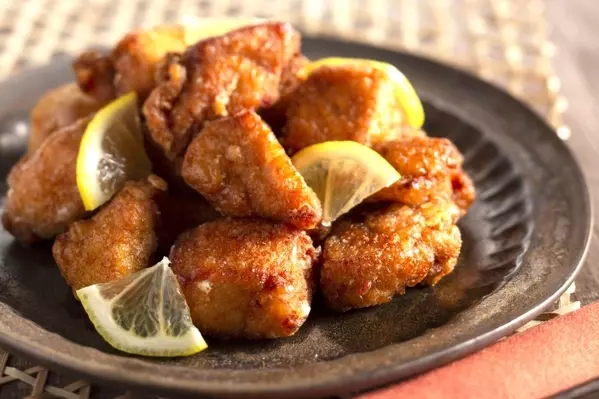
0 36 592 399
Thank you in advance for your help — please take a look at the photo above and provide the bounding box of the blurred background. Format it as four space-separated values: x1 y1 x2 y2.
0 0 567 131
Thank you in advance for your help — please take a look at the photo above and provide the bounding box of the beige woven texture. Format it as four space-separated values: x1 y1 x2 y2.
0 0 577 397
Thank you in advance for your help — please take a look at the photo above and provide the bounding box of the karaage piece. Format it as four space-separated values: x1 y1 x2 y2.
170 218 319 339
73 25 208 102
143 22 301 160
321 198 462 311
370 137 475 215
281 64 420 153
28 83 104 153
181 111 322 230
2 117 91 243
53 176 166 291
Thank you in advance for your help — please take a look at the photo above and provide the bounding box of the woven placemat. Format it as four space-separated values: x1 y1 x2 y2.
0 0 577 398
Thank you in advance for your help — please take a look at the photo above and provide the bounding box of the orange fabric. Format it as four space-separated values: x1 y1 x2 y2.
361 301 599 399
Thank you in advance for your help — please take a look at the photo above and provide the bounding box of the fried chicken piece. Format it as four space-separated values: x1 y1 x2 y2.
28 83 104 153
52 176 166 291
2 117 90 243
321 198 462 311
370 137 475 215
170 218 319 339
143 22 301 160
181 111 322 229
73 25 210 102
281 64 419 153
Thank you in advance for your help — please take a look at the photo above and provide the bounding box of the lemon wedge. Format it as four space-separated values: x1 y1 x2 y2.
77 258 207 357
292 141 401 226
76 92 151 211
299 57 425 129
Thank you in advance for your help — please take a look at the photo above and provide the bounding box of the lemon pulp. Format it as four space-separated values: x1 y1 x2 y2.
292 141 401 225
76 92 151 211
77 258 207 357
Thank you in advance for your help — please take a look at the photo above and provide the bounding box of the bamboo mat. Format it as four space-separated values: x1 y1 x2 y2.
0 0 577 397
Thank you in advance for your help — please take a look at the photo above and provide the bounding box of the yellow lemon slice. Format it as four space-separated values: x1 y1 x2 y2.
292 141 401 226
299 57 425 129
76 92 151 211
77 258 207 357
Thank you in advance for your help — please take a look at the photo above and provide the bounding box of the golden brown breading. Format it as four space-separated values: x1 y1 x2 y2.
260 54 309 135
52 176 166 291
143 22 301 160
73 25 208 102
170 218 319 339
370 137 458 205
2 117 90 243
280 54 309 98
321 198 462 311
181 111 322 230
111 26 195 99
370 137 476 215
72 51 117 103
281 64 411 153
28 83 104 153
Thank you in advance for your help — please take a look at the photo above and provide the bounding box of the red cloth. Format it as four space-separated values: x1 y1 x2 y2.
361 301 599 399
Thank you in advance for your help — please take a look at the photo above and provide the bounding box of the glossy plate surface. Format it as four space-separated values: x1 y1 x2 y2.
0 37 592 398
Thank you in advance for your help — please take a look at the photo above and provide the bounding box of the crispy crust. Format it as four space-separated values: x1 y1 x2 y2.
2 117 90 243
259 54 309 135
72 25 197 102
181 111 322 229
73 51 116 103
28 83 104 153
370 136 476 215
52 176 166 291
281 64 412 153
170 218 319 339
321 199 462 311
143 22 301 160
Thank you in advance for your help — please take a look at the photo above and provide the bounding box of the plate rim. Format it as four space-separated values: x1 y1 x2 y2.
0 35 593 398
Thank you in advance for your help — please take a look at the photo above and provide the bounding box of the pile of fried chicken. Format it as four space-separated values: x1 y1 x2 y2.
1 22 475 339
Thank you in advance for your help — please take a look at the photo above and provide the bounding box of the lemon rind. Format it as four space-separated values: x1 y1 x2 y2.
76 92 146 211
76 258 207 357
292 141 400 188
292 141 401 225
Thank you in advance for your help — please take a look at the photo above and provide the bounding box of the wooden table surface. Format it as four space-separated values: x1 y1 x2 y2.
548 0 599 305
